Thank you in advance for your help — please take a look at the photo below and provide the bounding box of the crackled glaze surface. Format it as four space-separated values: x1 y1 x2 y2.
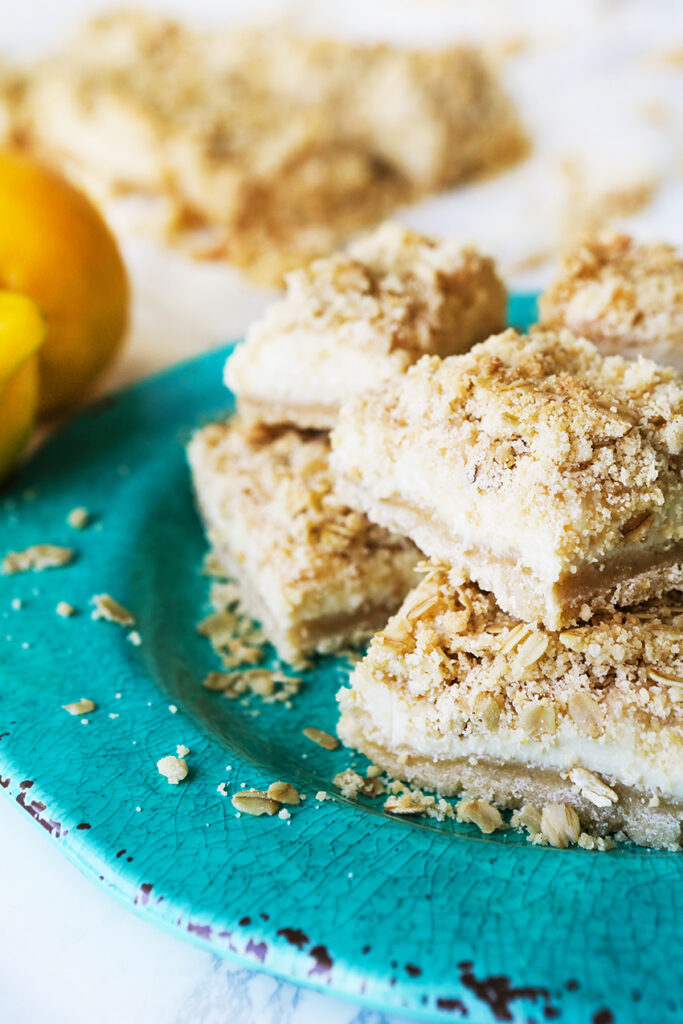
1 296 682 1023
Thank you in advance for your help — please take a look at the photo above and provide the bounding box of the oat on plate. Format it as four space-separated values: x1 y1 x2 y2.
331 328 683 630
226 222 506 430
187 417 419 666
337 562 683 850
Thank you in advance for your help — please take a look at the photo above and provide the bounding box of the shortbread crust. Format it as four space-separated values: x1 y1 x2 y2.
337 563 683 849
187 418 419 665
226 222 506 429
332 328 683 629
24 10 526 284
540 232 683 371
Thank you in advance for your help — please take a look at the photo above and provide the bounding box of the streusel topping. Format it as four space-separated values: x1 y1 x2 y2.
364 562 683 745
333 328 683 562
197 418 413 582
245 222 504 363
540 232 683 354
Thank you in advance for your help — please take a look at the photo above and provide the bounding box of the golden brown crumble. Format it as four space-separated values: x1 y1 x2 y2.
227 223 505 426
23 10 526 284
188 417 419 663
540 232 683 365
351 562 683 744
91 593 135 626
62 698 95 716
202 668 301 703
332 768 386 799
383 785 455 821
194 419 416 576
157 755 188 785
56 601 76 618
3 545 75 574
332 328 683 626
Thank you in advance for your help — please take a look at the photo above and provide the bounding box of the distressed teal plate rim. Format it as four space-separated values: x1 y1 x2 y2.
1 294 681 1024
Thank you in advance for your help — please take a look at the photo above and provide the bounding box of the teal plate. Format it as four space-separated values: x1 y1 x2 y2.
1 294 682 1024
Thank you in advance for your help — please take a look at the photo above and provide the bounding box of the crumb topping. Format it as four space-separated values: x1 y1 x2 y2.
238 221 505 367
540 232 683 355
192 418 416 587
3 545 75 574
91 593 135 626
156 755 188 785
332 328 683 563
355 562 683 746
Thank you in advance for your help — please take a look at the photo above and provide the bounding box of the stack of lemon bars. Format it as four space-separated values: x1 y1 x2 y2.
189 224 683 851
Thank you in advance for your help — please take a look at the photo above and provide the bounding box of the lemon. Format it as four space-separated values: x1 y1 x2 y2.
0 290 46 481
0 151 129 417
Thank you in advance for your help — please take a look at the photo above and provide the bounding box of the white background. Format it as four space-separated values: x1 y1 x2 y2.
1 2 682 1022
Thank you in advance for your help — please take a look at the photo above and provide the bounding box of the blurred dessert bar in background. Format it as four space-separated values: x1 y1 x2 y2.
14 9 527 283
539 232 683 371
337 562 683 850
226 222 506 429
331 328 683 629
188 417 419 666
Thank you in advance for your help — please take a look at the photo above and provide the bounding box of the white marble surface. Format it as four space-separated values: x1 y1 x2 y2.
0 796 407 1024
1 2 682 1022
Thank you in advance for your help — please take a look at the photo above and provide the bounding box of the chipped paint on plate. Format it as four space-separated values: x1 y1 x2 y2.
1 295 681 1024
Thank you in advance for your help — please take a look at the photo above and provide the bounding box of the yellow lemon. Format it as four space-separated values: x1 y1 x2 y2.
0 151 129 417
0 290 45 480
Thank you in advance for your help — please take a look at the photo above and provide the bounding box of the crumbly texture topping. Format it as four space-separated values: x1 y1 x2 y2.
202 668 301 702
383 783 455 822
229 222 505 411
332 328 683 566
91 593 135 626
3 545 75 574
190 418 417 592
23 10 525 284
156 755 188 785
350 562 683 751
196 576 266 671
333 768 386 799
540 232 683 358
56 601 76 618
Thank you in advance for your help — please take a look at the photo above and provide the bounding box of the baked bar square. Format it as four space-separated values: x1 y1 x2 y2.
226 222 505 429
338 563 683 849
539 232 683 372
187 417 419 666
24 11 526 284
332 328 683 629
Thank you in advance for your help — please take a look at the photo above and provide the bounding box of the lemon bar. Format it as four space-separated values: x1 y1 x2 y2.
540 232 683 372
187 417 419 666
337 563 683 849
332 328 683 629
24 11 525 284
226 223 505 429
